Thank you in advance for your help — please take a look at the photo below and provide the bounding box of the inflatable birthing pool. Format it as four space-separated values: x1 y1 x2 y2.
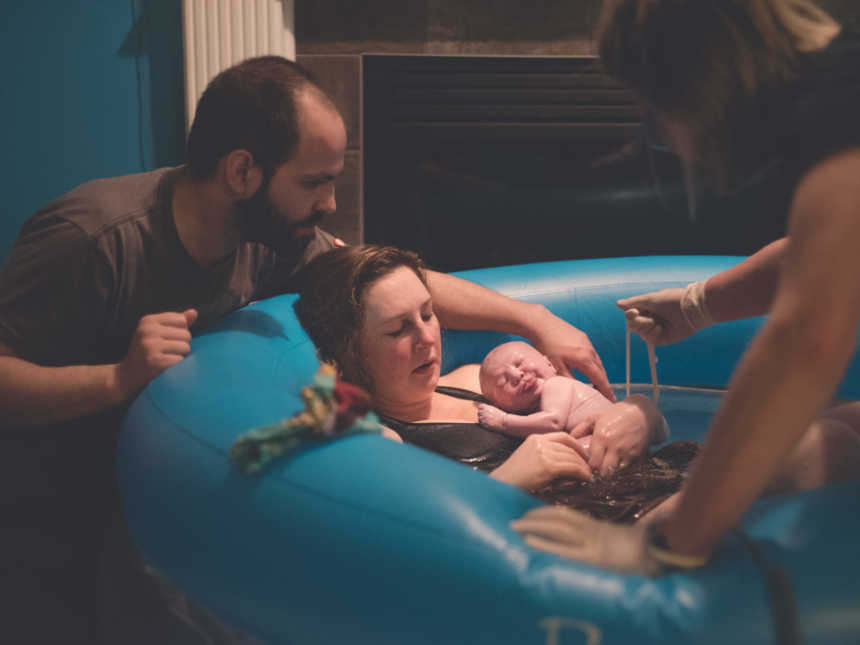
119 256 860 645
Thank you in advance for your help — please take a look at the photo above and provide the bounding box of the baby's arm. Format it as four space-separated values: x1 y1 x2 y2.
478 377 574 438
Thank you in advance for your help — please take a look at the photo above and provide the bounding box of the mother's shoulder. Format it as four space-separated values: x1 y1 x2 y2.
439 363 481 390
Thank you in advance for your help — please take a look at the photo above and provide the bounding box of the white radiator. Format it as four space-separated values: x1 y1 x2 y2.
182 0 295 129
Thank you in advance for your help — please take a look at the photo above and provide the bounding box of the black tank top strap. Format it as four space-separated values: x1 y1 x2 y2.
376 385 486 432
375 386 515 472
375 412 418 435
433 385 490 403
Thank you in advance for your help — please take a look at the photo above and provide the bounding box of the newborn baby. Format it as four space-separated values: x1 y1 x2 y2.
478 341 668 475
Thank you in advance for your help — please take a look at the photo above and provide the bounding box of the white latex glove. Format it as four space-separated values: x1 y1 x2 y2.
616 281 714 346
511 505 657 575
512 504 708 576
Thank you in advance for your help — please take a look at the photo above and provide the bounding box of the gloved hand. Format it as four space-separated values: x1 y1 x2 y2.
511 505 658 575
616 281 715 346
511 505 709 575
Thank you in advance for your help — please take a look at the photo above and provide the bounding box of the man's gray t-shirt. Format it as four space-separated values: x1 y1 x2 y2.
0 166 334 366
0 166 335 641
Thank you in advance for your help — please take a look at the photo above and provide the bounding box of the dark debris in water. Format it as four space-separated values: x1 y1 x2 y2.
533 440 699 524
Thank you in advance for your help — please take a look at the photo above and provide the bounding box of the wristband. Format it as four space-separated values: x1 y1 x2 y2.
680 281 715 331
646 521 708 571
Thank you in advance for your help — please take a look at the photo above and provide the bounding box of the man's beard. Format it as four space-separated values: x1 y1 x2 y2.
239 179 324 252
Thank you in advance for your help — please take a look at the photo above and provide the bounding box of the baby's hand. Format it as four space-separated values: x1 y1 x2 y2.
477 403 507 430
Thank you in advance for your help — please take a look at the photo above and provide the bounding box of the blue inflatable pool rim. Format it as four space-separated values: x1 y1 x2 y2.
119 256 860 645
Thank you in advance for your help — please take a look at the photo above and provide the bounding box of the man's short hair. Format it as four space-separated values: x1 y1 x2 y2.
186 56 335 179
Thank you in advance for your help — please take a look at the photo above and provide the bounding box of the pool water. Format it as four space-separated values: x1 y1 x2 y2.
612 384 725 443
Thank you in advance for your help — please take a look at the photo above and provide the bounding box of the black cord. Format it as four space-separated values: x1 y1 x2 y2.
132 0 147 171
732 528 800 645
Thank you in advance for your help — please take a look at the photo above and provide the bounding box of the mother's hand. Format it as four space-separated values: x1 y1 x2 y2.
583 395 661 477
490 432 591 491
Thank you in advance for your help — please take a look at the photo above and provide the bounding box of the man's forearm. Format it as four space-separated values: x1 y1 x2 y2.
426 270 539 335
0 355 126 427
706 237 787 322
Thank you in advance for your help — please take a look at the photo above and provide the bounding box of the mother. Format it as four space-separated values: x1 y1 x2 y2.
294 245 670 504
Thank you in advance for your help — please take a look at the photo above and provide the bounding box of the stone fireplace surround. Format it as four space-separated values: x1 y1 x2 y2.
295 1 603 250
296 0 859 266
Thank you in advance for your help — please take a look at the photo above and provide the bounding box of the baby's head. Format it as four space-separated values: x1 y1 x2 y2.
479 341 557 413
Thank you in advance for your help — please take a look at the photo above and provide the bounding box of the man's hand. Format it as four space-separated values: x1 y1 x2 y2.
528 309 614 401
115 309 198 399
617 282 713 346
511 505 657 575
477 403 507 430
490 432 592 491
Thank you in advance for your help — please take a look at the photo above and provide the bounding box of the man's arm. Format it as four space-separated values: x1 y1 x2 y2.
665 150 860 558
0 346 125 426
426 271 613 400
0 310 197 428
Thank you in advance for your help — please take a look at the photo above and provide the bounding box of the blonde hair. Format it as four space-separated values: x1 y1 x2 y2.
597 0 841 190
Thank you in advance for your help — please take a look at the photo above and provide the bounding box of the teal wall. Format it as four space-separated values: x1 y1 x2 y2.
0 1 185 263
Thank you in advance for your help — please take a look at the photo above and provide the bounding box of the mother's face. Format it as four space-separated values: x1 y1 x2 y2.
358 266 442 406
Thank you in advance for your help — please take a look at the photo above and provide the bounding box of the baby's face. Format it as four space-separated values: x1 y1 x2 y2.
480 342 557 412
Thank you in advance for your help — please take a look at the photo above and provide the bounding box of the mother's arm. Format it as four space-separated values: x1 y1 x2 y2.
383 418 590 490
426 271 613 400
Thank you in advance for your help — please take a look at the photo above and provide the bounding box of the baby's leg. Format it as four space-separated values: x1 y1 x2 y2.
765 416 860 494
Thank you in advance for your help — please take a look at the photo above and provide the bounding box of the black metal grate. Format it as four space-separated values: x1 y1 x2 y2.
363 55 785 272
